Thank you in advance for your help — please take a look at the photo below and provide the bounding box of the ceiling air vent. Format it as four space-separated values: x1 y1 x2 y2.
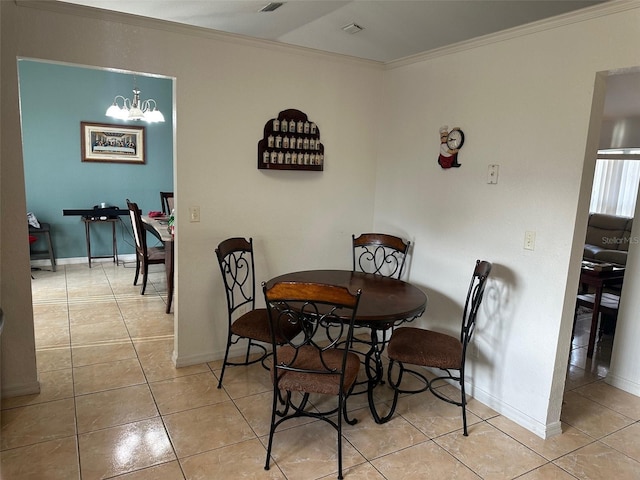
342 23 364 34
260 2 284 12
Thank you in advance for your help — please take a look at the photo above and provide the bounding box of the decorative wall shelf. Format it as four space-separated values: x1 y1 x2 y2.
258 108 324 171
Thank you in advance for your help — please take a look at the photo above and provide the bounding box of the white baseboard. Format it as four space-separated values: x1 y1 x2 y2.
605 372 640 396
412 365 557 439
467 382 559 439
173 350 218 368
31 254 137 268
173 342 272 368
2 380 41 399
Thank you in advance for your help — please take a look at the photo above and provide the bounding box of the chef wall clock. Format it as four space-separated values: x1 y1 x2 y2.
438 125 464 169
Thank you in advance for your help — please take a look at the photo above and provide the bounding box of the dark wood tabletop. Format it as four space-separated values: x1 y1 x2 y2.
266 269 427 326
580 262 625 284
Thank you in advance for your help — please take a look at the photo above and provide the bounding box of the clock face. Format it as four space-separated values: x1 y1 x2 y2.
447 129 464 150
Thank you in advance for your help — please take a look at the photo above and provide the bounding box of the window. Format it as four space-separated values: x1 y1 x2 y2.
589 158 640 217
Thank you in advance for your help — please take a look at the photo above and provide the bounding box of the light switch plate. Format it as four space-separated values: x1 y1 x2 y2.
189 206 200 222
524 231 535 250
488 164 499 184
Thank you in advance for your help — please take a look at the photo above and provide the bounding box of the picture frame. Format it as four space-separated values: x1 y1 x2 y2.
81 121 145 164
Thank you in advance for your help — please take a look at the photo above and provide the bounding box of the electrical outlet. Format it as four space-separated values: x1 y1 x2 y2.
189 206 200 222
524 230 536 250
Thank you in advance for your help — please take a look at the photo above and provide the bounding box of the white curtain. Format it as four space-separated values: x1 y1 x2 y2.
589 159 640 217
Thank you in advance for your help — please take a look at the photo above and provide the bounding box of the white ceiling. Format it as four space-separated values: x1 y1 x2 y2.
57 0 605 63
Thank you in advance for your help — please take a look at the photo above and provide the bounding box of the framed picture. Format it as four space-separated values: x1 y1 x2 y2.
81 122 145 164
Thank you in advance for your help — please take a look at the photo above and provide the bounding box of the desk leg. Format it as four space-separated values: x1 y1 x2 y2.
85 221 92 268
165 240 174 314
587 287 603 357
111 221 118 264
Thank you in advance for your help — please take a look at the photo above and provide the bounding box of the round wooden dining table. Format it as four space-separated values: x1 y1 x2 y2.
266 269 428 423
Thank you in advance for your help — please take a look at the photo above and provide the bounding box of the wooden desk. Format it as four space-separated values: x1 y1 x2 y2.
142 216 174 314
579 262 624 357
63 208 127 268
266 269 427 422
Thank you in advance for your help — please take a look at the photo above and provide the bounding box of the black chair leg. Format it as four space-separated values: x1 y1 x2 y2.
460 367 468 436
140 263 148 294
217 336 232 389
337 400 344 480
133 257 141 286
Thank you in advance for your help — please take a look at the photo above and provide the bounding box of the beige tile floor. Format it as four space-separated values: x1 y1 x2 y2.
2 264 640 479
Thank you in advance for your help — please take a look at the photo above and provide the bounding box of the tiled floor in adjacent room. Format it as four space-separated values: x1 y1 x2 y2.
2 263 640 479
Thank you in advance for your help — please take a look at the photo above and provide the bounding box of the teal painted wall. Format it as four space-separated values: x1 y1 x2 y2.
19 60 173 260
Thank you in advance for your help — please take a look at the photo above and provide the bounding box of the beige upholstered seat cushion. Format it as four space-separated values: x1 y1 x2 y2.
272 345 360 396
388 326 462 370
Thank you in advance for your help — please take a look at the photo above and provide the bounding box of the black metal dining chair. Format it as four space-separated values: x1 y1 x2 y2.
352 233 410 279
215 237 300 388
262 281 362 480
382 259 492 434
350 232 411 364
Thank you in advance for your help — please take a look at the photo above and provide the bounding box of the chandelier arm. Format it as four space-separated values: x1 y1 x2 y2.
106 85 164 122
145 99 157 111
112 95 127 107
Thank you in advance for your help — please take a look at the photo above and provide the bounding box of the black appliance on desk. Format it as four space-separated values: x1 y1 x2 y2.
63 205 128 219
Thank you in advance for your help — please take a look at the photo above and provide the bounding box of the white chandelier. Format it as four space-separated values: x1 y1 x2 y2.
106 84 165 123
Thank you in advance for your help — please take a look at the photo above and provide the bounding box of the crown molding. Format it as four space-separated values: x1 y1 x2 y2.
385 0 640 69
17 0 637 71
14 0 383 70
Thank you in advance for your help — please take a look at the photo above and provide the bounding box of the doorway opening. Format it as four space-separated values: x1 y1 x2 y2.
18 58 177 380
565 68 640 393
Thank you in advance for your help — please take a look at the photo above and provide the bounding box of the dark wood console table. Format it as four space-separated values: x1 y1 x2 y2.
63 208 128 268
579 262 625 357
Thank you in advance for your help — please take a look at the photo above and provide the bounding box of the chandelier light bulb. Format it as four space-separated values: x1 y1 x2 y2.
105 84 164 123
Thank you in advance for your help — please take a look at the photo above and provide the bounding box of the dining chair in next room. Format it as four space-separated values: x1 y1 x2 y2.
126 199 166 295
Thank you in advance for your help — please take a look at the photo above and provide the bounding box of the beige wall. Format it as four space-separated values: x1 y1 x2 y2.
3 0 640 439
376 3 640 436
0 1 382 394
